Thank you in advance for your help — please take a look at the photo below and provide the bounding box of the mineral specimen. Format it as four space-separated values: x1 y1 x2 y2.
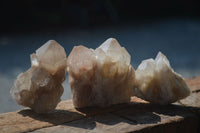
134 52 191 104
11 40 67 113
67 38 135 108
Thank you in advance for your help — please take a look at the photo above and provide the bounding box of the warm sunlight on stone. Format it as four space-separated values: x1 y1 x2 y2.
67 38 135 108
11 40 67 113
134 52 191 104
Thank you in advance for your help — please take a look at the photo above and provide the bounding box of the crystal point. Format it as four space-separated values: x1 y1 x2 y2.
36 40 67 76
11 40 67 113
134 52 191 104
68 38 135 108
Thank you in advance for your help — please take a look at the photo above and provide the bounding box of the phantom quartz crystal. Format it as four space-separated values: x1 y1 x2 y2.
11 38 191 112
67 38 135 108
133 52 191 104
11 40 67 113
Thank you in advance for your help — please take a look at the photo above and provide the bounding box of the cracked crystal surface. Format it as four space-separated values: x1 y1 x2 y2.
67 38 135 108
134 52 191 104
11 40 67 113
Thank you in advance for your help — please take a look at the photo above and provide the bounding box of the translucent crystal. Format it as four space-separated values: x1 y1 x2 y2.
68 38 135 108
134 52 191 104
11 40 67 113
36 40 67 81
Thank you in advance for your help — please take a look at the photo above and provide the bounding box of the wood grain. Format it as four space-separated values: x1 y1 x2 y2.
0 76 200 133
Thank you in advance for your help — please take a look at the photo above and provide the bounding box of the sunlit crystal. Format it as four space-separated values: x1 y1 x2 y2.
68 38 135 108
134 52 191 104
11 40 67 113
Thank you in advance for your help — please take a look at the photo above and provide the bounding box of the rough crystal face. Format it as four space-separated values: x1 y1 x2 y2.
11 40 67 113
134 52 191 104
68 38 135 108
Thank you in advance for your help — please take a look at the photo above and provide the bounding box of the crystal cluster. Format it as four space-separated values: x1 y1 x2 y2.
10 40 67 113
67 38 135 108
11 38 191 112
134 52 191 104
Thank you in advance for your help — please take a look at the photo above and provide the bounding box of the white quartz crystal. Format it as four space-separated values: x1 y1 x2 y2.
11 40 67 113
134 52 191 104
68 38 135 108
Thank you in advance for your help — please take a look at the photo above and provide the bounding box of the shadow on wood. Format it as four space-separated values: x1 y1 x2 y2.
18 109 84 125
1 77 200 133
29 103 200 133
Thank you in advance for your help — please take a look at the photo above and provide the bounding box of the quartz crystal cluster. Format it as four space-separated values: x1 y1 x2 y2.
134 52 191 104
67 38 135 108
11 38 191 113
10 40 67 113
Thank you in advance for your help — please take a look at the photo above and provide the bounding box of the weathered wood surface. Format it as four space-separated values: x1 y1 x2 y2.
0 77 200 133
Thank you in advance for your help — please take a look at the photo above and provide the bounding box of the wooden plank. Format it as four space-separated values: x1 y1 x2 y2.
113 104 199 133
31 104 199 133
180 92 200 108
185 76 200 92
28 91 200 133
30 113 136 133
0 100 84 133
0 76 199 133
0 99 142 133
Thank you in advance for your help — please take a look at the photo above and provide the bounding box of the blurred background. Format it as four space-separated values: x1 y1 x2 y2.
0 0 200 113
